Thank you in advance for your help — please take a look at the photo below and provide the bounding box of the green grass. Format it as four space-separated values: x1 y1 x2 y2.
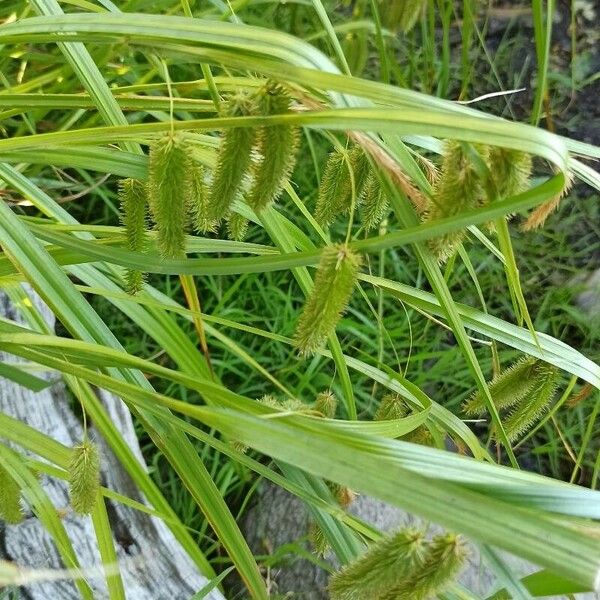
0 0 599 598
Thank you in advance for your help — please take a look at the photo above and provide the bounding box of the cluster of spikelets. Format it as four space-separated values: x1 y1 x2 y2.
463 356 559 442
314 145 391 232
0 439 100 525
118 80 299 294
375 393 435 446
293 244 363 355
329 528 468 600
424 141 533 263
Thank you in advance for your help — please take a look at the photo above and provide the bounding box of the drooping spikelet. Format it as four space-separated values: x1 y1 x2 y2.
522 169 574 231
487 147 532 200
328 482 356 509
315 149 352 227
382 533 469 600
426 141 488 263
463 356 542 416
147 133 191 259
375 393 408 421
226 211 249 241
380 0 428 33
208 92 257 224
0 462 23 524
247 81 299 212
359 172 390 231
328 528 426 600
314 391 338 418
118 178 148 295
188 162 215 234
68 439 100 515
502 362 559 441
314 146 369 227
309 521 330 557
294 244 362 355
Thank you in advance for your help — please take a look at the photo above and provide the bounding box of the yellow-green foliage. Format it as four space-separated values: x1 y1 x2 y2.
294 244 362 355
426 141 489 263
148 133 191 259
314 146 370 226
248 81 299 212
118 178 147 294
359 172 390 231
380 0 428 33
328 528 426 600
68 439 100 515
0 462 23 524
208 92 257 224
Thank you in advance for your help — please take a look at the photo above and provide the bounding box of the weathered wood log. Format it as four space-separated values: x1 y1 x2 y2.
0 288 225 600
242 481 599 600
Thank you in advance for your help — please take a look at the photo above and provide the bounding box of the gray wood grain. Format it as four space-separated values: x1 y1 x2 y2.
0 287 225 600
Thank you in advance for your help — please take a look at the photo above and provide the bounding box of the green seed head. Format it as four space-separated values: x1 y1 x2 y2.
488 147 532 200
0 462 23 524
309 522 330 557
147 133 191 259
314 391 338 418
375 393 408 421
68 439 100 515
188 162 216 234
226 211 249 241
426 141 488 263
248 81 299 212
463 356 541 416
328 528 426 600
294 244 362 355
359 172 390 231
502 362 559 441
315 146 372 227
208 92 257 224
118 178 148 295
383 533 469 600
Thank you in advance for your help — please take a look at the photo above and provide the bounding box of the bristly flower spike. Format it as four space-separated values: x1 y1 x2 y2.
328 528 426 600
226 211 249 241
314 146 370 227
147 132 191 259
375 393 408 421
487 147 532 200
208 92 257 224
248 80 299 212
426 140 488 263
359 172 390 231
463 356 542 416
0 462 23 524
68 439 100 515
502 362 559 441
314 391 338 419
188 161 216 234
294 244 362 355
118 178 148 294
382 533 469 600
